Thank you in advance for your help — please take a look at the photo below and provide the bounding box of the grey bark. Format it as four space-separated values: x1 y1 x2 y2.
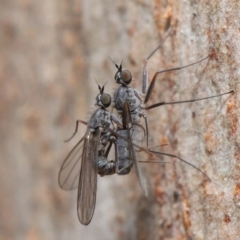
0 0 239 239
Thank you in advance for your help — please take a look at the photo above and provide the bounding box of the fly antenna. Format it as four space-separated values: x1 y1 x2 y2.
94 77 105 93
101 81 108 93
103 80 108 88
108 56 123 72
119 59 123 72
108 56 119 69
94 77 101 91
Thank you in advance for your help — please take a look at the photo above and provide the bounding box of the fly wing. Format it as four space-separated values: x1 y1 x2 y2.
122 102 148 196
58 136 85 190
77 127 100 225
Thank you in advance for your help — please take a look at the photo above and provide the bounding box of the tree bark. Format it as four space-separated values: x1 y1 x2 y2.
0 0 239 239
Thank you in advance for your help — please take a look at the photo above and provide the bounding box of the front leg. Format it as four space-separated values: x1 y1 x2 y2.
64 119 88 142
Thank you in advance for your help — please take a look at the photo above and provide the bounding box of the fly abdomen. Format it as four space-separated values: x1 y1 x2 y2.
97 155 115 176
115 129 134 175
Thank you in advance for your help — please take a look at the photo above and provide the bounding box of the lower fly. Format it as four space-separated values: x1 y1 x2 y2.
59 83 122 225
59 83 151 225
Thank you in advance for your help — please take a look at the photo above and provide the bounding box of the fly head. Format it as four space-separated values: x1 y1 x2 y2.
109 57 132 86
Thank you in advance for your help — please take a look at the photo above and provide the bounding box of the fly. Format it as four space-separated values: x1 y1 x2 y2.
59 84 122 225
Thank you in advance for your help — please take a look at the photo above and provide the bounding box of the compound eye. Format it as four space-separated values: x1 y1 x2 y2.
121 70 132 84
100 93 111 107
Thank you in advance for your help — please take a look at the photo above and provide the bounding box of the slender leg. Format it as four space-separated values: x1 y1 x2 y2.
64 120 88 142
144 55 210 104
117 162 134 174
142 28 172 94
142 114 150 148
139 160 170 163
150 150 211 182
104 142 113 158
105 126 211 181
145 90 234 110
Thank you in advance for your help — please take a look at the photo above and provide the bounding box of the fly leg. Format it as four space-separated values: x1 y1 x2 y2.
116 161 134 174
141 113 150 148
142 28 172 94
141 32 225 109
144 90 234 110
142 50 234 108
144 56 210 103
64 120 88 142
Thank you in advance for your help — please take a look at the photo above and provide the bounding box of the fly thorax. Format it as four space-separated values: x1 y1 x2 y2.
114 87 128 111
126 98 136 111
126 88 134 97
88 111 99 130
131 113 140 122
99 111 110 128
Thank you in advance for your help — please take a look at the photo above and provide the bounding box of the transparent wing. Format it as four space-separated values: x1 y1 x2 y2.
58 136 85 190
131 124 145 149
122 102 148 196
77 127 100 225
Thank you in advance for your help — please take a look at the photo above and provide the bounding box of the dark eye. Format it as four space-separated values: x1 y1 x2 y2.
100 93 111 107
121 70 132 84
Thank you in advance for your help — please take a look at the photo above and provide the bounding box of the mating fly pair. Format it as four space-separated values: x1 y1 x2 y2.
59 83 161 225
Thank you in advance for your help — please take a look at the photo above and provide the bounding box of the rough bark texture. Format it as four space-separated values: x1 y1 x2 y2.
0 0 239 239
